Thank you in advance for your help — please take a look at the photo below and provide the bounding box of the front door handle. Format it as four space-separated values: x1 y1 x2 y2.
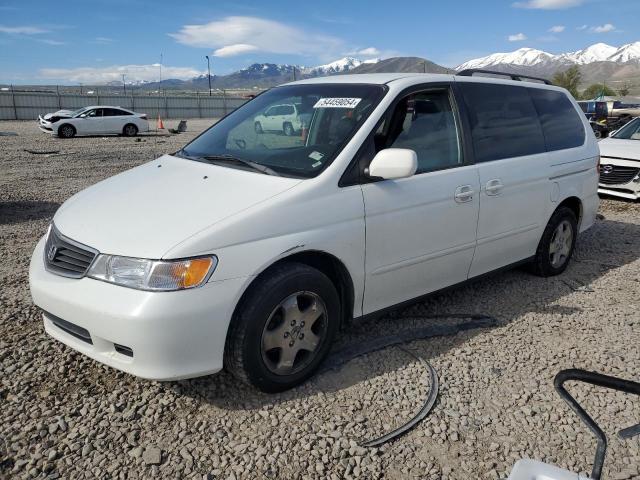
485 179 504 196
454 185 475 203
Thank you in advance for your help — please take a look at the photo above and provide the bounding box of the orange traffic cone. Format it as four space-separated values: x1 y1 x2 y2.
157 115 164 129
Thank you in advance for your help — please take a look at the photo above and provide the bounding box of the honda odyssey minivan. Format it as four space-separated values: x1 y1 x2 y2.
29 71 599 392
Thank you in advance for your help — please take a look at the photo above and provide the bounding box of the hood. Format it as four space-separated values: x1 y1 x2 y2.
599 138 640 161
43 109 73 120
53 154 302 258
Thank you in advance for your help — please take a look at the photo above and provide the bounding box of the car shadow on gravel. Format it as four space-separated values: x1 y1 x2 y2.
0 201 60 225
173 217 640 408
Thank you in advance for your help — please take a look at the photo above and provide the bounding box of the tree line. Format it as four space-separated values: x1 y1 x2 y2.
551 65 632 100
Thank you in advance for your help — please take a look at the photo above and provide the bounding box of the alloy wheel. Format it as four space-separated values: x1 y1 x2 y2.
549 220 573 268
260 292 328 376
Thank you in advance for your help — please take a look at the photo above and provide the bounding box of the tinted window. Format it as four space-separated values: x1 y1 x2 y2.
385 91 461 173
529 89 585 150
459 83 545 162
281 105 294 115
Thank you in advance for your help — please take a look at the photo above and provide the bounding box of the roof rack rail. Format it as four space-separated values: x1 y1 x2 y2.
456 69 553 85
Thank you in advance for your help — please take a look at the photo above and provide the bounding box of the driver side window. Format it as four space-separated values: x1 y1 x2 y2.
383 90 462 174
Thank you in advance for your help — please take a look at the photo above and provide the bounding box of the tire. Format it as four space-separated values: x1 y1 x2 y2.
123 123 138 137
283 122 294 136
224 262 340 392
254 122 263 134
58 124 76 138
530 206 578 277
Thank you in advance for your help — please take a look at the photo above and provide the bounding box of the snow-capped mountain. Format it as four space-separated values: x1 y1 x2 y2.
458 48 556 69
457 42 640 70
559 43 619 64
303 57 379 75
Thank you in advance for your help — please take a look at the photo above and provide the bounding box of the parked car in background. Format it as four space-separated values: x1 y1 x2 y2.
30 72 598 392
38 106 149 138
253 103 311 136
598 117 640 200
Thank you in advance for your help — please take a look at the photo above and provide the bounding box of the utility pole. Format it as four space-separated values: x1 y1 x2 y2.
79 83 83 95
293 66 297 81
423 61 426 73
205 55 212 96
122 74 126 95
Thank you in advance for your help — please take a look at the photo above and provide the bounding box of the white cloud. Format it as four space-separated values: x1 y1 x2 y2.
355 47 381 56
93 37 113 44
513 0 583 9
40 39 65 46
213 44 259 57
39 64 204 84
592 23 616 33
508 33 527 42
577 25 588 31
549 25 565 33
0 25 49 34
169 16 342 57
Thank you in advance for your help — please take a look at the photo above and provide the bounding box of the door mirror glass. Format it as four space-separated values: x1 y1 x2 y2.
368 148 418 180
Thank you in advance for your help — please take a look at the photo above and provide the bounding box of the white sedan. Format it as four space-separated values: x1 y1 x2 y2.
598 117 640 200
38 106 149 138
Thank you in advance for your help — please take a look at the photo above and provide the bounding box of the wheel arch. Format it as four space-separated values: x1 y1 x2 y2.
232 249 355 331
556 196 583 228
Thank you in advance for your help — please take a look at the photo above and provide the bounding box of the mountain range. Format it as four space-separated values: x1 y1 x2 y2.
456 42 640 88
132 42 640 93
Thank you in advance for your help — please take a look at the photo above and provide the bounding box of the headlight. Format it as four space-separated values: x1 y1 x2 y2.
87 255 217 291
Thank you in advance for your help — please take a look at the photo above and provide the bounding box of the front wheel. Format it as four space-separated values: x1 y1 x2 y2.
530 206 577 277
224 262 340 392
283 122 294 136
58 124 76 138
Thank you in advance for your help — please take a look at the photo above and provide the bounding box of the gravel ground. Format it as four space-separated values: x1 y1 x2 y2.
1 119 639 480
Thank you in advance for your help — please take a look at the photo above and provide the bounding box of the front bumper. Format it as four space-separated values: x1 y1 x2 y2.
598 183 640 200
29 237 246 380
37 117 54 134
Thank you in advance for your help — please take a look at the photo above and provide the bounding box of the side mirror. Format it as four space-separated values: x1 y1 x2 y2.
367 148 418 180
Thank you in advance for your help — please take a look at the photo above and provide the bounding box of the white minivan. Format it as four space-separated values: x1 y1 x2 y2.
29 72 599 392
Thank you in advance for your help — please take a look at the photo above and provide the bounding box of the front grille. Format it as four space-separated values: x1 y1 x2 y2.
599 164 640 185
44 226 97 278
47 312 93 344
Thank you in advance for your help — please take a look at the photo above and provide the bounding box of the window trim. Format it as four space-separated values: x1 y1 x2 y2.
339 82 472 187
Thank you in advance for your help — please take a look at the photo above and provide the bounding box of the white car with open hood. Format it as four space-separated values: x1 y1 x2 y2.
38 105 149 138
29 72 599 392
597 117 640 200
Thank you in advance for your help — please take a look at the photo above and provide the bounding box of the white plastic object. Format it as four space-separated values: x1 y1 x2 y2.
508 459 590 480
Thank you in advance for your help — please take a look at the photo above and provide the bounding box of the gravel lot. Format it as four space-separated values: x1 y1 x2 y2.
1 119 639 480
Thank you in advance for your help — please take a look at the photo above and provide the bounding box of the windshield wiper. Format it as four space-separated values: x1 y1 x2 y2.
202 154 281 176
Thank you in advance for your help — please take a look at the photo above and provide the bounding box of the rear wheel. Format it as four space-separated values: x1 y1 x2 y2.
58 124 76 138
224 262 340 392
530 206 577 277
283 122 294 136
123 123 138 137
254 121 263 134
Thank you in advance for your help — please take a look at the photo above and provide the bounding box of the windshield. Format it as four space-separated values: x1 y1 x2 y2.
179 84 386 178
71 107 90 117
611 117 640 140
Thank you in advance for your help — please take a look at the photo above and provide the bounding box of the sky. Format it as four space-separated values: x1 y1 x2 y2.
0 0 638 84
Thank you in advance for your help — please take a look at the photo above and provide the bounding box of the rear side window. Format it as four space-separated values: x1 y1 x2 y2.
459 83 545 162
529 89 585 150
